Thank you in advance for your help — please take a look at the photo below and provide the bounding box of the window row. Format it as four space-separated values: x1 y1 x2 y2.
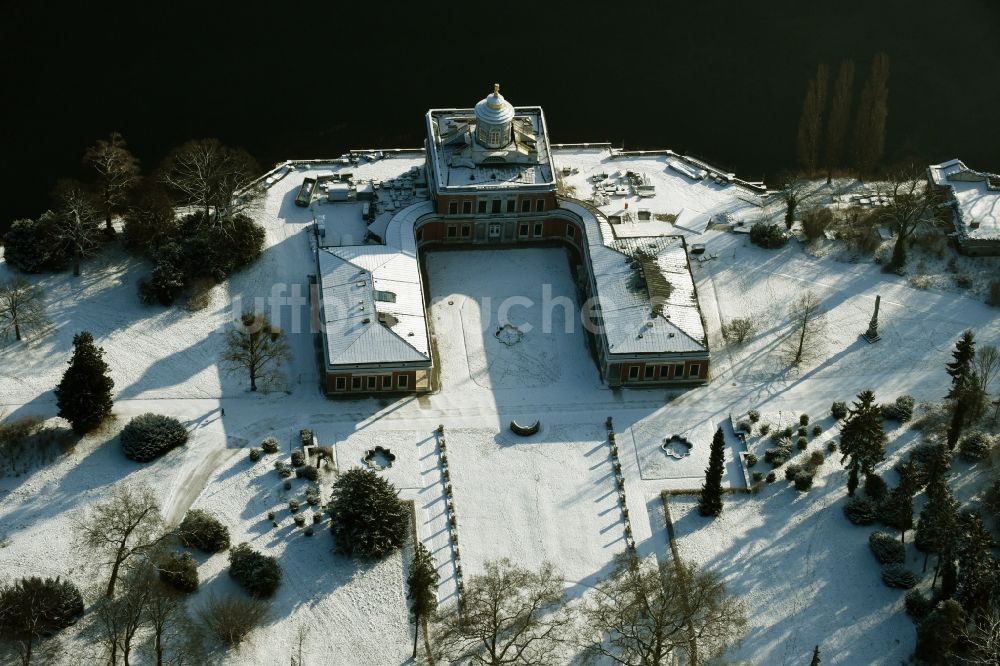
447 198 547 215
333 374 410 391
626 363 701 380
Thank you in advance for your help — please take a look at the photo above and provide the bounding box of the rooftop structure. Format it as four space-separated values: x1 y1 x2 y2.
928 158 1000 256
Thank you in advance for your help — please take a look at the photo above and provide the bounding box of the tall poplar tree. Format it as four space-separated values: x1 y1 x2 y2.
852 53 890 176
796 63 829 174
698 427 726 517
824 59 855 183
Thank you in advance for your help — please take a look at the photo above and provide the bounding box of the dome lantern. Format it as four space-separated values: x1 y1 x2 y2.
474 83 515 149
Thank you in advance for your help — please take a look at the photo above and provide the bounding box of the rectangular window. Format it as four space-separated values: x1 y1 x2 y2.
491 199 501 214
533 222 543 237
506 199 516 213
566 224 575 238
521 199 531 213
462 201 472 214
397 374 409 389
628 366 640 380
535 199 545 212
367 376 377 390
447 225 457 238
478 200 487 214
644 365 655 379
381 375 392 389
518 223 529 238
461 224 471 238
689 364 701 378
351 376 362 390
335 376 346 390
448 201 458 215
673 364 684 378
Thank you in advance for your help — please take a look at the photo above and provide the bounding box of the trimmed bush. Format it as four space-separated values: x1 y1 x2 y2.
759 423 771 436
959 431 994 462
905 589 934 621
881 564 918 589
0 576 84 636
827 441 838 453
869 531 905 564
229 544 282 598
304 526 314 536
288 500 299 513
748 410 761 423
305 488 321 505
159 551 199 593
313 513 323 524
294 515 306 527
296 465 319 481
796 437 808 450
808 451 825 467
261 437 279 454
249 448 261 462
797 427 807 438
178 510 230 553
780 427 794 439
274 461 293 478
745 453 758 468
766 471 776 483
800 414 810 426
793 470 814 491
764 445 792 468
812 425 822 437
737 420 753 434
120 413 189 462
299 429 313 447
751 471 764 483
881 395 915 423
831 401 848 420
844 497 878 525
749 222 789 249
290 450 305 467
785 464 802 482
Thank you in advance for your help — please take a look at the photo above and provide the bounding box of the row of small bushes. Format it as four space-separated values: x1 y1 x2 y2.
831 395 915 423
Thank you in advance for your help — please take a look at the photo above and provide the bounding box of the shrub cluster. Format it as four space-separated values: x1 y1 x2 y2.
159 551 199 593
178 510 231 553
0 576 84 636
759 423 771 436
290 450 306 467
229 544 282 598
904 589 934 621
831 401 848 420
137 211 265 306
120 413 189 462
764 440 793 468
785 463 818 491
869 531 905 564
881 395 915 423
881 564 918 589
748 410 761 423
744 453 758 468
802 207 834 240
749 222 789 249
296 465 319 481
261 437 280 454
2 214 72 273
959 431 994 462
249 448 261 462
274 461 293 478
843 497 878 525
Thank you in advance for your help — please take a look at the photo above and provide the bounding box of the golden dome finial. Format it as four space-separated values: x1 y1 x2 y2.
493 82 500 96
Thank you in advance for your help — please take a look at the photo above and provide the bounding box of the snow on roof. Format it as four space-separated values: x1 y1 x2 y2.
426 106 554 193
552 147 764 235
558 200 708 356
928 159 1000 241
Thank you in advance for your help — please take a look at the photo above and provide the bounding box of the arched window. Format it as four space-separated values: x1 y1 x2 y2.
489 129 500 145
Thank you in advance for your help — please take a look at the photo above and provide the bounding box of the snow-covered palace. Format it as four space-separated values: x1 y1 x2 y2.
280 85 768 395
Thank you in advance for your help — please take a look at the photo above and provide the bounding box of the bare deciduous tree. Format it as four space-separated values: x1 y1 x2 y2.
0 278 49 341
84 132 141 234
778 177 824 229
158 139 261 222
74 483 169 597
824 59 856 183
92 571 153 666
796 63 829 174
50 180 103 277
877 163 940 271
975 345 999 394
960 608 1000 665
721 317 756 345
579 555 747 666
434 559 569 665
852 53 890 177
222 311 290 392
0 414 44 474
197 594 270 647
785 291 825 365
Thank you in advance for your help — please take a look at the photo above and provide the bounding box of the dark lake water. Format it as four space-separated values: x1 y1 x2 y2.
2 0 999 234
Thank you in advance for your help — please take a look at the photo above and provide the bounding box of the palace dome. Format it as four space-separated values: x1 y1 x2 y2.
474 83 515 126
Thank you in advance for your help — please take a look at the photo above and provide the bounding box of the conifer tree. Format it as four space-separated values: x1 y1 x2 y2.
880 483 915 544
945 331 985 449
946 330 976 389
915 469 959 576
838 390 886 496
407 541 439 660
955 511 997 617
55 331 114 434
698 427 726 517
915 600 964 664
809 644 821 666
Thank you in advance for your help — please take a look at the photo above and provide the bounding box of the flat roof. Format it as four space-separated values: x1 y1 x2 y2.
929 159 1000 241
426 107 555 194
